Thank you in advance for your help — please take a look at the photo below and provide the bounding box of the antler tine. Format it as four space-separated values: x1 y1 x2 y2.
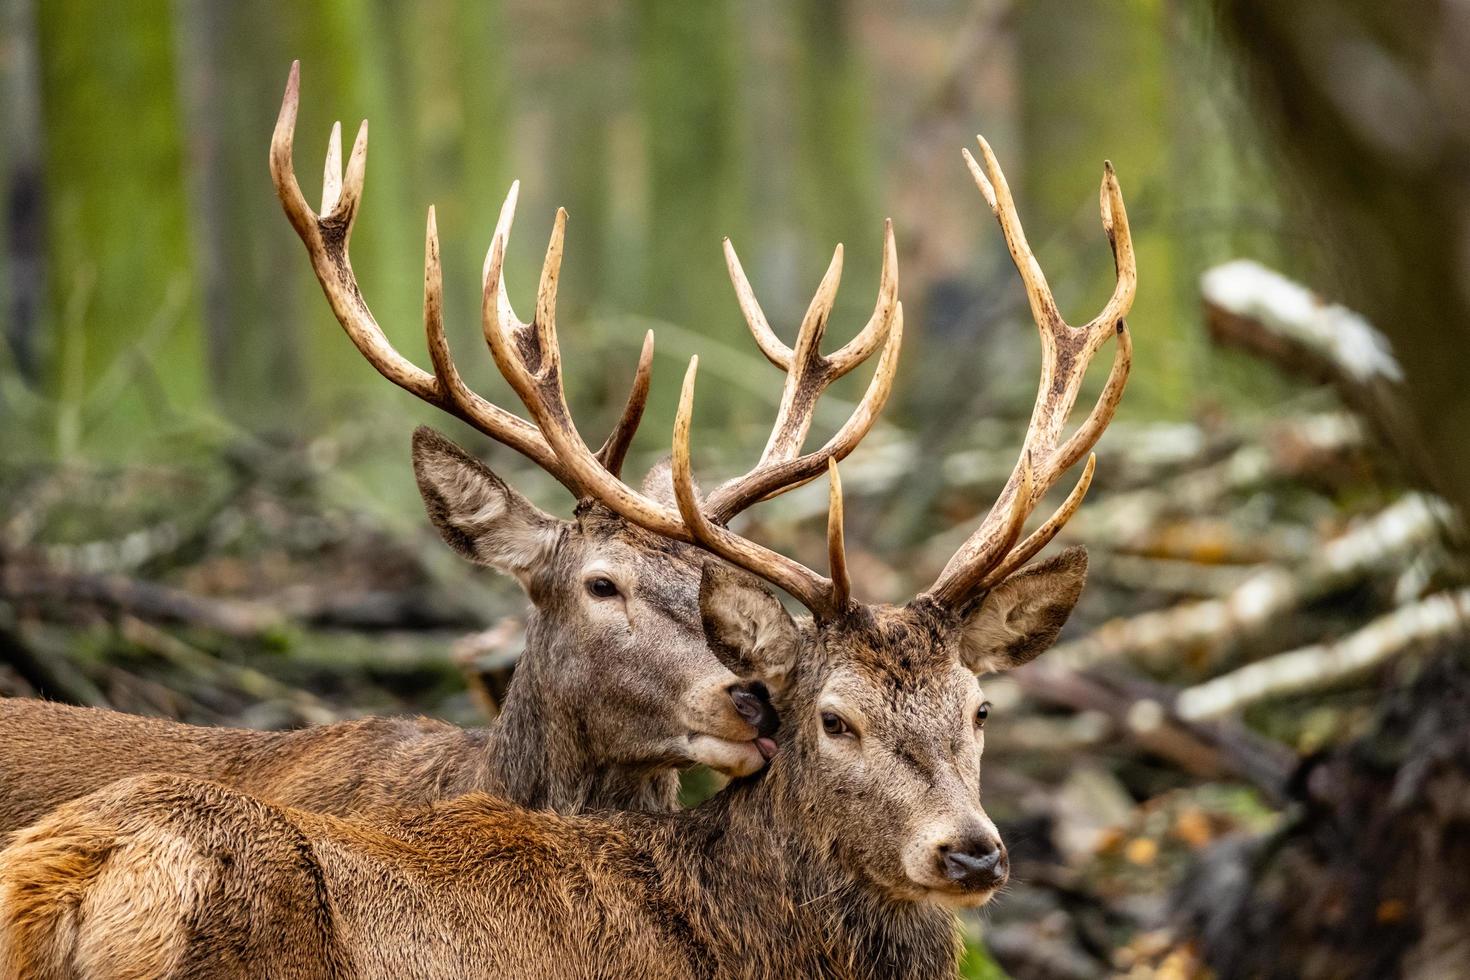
1095 161 1137 336
757 242 844 464
321 121 343 215
722 219 897 380
827 458 852 612
595 329 655 478
978 453 1095 591
419 204 550 464
963 138 1063 334
925 138 1135 608
826 219 899 377
270 63 574 488
723 239 790 370
673 358 840 617
274 63 654 498
703 223 902 523
705 300 903 523
481 207 690 539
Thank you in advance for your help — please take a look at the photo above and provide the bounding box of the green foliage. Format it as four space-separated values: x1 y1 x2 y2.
959 938 1011 980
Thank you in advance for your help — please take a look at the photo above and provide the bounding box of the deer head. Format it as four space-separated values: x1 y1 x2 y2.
268 63 899 781
411 428 776 777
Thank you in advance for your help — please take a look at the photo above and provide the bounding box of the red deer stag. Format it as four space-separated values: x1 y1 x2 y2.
0 62 902 830
0 132 1133 979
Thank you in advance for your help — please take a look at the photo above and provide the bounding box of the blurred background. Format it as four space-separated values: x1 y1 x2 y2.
4 1 1470 977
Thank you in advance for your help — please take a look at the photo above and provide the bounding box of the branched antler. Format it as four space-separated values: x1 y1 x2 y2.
471 171 901 616
923 136 1135 609
704 224 902 523
270 62 650 494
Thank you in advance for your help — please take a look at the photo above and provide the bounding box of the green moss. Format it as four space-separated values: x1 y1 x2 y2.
959 938 1011 980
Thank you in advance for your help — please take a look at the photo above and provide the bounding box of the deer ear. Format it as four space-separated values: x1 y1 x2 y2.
411 427 563 581
638 456 701 508
700 563 800 695
957 546 1088 675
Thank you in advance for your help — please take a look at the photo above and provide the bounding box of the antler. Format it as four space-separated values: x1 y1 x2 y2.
273 62 891 619
923 136 1135 609
674 360 853 617
478 193 894 617
269 62 651 494
703 224 902 523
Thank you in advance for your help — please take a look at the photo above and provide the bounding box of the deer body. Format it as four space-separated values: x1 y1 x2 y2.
4 590 1077 980
0 771 959 980
0 603 694 835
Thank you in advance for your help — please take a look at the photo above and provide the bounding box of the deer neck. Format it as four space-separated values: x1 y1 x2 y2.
644 767 959 978
479 614 681 813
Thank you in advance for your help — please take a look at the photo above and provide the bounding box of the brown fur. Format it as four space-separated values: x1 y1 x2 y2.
0 551 1088 979
0 429 774 838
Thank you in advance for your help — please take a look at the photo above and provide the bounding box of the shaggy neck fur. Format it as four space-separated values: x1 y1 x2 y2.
477 611 681 813
625 757 960 978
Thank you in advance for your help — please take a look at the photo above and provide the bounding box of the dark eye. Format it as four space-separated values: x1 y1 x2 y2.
586 577 620 599
975 701 991 728
821 712 854 738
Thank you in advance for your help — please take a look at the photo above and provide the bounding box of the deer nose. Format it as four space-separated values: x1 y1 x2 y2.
938 837 1008 890
728 680 778 738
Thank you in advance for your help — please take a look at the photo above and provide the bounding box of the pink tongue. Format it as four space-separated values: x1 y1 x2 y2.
755 737 779 761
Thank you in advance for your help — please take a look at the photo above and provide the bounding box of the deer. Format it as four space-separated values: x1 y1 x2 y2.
0 62 905 833
0 129 1135 980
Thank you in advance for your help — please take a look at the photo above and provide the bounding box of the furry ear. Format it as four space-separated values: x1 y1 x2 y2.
639 456 694 508
411 427 564 583
700 563 800 695
957 546 1088 675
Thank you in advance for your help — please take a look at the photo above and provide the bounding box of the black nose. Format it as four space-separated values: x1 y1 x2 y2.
729 681 779 738
939 837 1007 890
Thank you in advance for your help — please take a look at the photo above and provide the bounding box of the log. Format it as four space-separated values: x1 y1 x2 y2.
1004 663 1296 801
1051 493 1456 672
0 561 286 638
1175 589 1470 721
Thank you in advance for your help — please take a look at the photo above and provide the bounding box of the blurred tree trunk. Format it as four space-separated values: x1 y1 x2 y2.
789 0 881 427
1216 0 1470 517
634 0 744 420
35 0 205 454
174 0 303 429
791 0 877 270
1184 5 1470 976
1 0 48 385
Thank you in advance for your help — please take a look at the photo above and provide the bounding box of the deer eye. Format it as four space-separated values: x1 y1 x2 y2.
586 577 621 599
820 711 854 739
975 701 991 729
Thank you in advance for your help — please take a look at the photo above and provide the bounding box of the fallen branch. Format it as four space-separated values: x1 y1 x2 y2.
0 561 287 638
1065 412 1367 560
117 616 338 725
1052 493 1456 672
1004 664 1296 801
1175 589 1470 720
0 623 108 707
